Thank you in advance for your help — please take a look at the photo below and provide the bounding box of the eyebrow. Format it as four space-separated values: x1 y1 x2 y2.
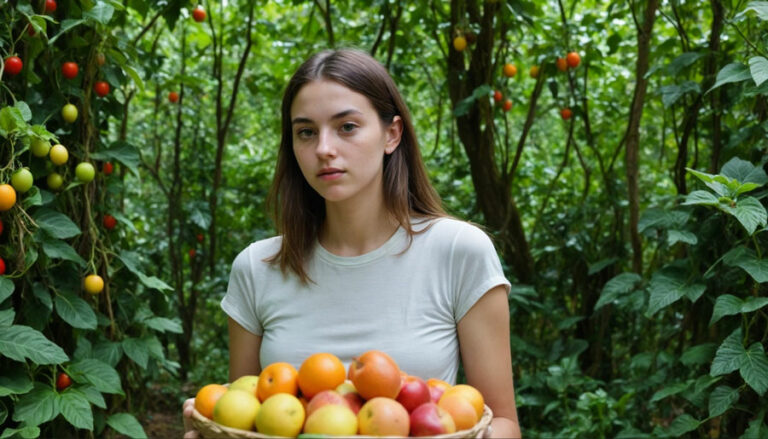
291 109 362 125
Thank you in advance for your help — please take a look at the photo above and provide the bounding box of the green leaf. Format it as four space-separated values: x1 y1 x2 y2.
0 309 13 327
0 277 13 304
681 343 717 366
0 325 69 364
682 190 720 206
638 208 690 233
0 426 40 439
31 283 52 311
143 336 165 360
741 1 768 20
719 156 768 184
106 413 147 439
90 141 140 174
69 359 124 395
116 251 173 291
661 81 701 108
740 343 768 396
722 197 768 236
80 385 106 409
723 247 768 283
143 317 183 334
711 328 746 376
14 101 32 122
646 269 705 316
123 65 145 92
749 56 768 86
12 385 60 427
665 52 704 76
40 235 87 268
594 273 642 310
122 338 149 369
0 369 34 397
710 294 743 326
741 408 768 439
666 414 701 437
650 381 691 402
84 3 115 24
32 208 81 239
709 385 739 417
742 297 768 313
48 19 86 45
92 341 123 367
60 389 94 430
707 63 752 93
667 230 698 246
54 293 97 330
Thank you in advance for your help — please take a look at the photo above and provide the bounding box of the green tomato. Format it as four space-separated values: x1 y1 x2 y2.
30 138 51 157
61 103 78 123
11 168 34 193
49 144 68 166
75 162 95 183
47 173 63 190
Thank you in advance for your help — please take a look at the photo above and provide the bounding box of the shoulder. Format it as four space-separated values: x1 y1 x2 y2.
420 217 494 245
231 236 283 271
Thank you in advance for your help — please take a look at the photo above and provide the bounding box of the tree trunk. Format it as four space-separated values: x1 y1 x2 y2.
708 0 724 173
625 0 659 275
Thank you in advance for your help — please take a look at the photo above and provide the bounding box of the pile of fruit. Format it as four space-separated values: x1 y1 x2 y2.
193 350 487 437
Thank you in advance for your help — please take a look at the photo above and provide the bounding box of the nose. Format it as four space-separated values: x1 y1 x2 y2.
315 128 337 158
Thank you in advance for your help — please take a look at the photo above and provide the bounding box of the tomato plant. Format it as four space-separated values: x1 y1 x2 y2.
93 80 110 97
61 62 78 79
56 373 71 391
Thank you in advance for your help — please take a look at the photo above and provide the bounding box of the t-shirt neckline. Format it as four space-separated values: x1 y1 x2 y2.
314 225 407 266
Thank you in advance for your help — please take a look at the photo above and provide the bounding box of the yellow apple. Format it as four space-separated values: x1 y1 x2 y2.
303 404 358 436
255 393 305 437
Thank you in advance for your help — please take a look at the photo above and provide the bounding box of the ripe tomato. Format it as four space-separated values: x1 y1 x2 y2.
493 90 502 103
503 63 517 78
529 65 540 78
61 62 79 79
0 184 16 211
93 81 110 97
192 6 207 22
556 57 568 72
561 108 573 120
84 274 104 294
502 99 513 112
49 144 69 166
4 56 23 76
168 91 179 103
196 233 204 243
453 36 467 52
0 257 5 275
0 219 3 235
45 0 57 13
566 51 581 68
189 249 196 258
103 214 117 230
56 372 71 391
102 162 114 175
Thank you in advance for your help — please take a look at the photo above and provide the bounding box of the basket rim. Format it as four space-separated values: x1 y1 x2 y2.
191 404 493 438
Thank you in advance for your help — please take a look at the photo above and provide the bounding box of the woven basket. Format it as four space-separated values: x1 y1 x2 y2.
192 404 493 438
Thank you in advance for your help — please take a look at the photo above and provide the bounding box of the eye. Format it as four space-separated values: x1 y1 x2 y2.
340 122 357 133
295 128 315 139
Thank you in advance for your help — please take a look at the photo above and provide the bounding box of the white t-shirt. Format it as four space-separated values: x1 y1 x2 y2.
221 217 510 384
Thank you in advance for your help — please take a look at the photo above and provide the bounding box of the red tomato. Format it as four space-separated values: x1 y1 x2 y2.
93 81 110 97
56 373 71 390
4 56 23 76
493 90 502 102
168 91 179 103
503 99 513 112
0 257 5 275
196 233 204 243
61 62 79 79
561 108 573 120
45 0 57 13
103 162 114 175
189 249 196 258
103 214 117 230
0 218 3 235
192 6 207 22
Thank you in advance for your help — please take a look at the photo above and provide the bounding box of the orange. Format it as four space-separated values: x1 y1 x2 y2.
441 384 484 419
257 362 298 402
426 378 450 390
529 65 540 78
438 393 478 430
503 63 517 77
0 184 17 211
556 57 568 72
566 51 581 68
348 350 401 400
298 352 346 399
194 384 228 419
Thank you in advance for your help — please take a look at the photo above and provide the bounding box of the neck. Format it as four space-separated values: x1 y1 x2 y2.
320 202 400 257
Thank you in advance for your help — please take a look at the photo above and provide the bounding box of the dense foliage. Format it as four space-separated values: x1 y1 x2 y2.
1 0 767 438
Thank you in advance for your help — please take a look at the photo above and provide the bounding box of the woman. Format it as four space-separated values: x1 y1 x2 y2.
184 48 521 438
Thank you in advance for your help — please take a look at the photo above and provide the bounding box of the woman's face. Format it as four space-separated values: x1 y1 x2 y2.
290 80 402 206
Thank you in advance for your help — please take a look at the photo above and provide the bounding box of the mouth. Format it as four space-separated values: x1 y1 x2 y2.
317 169 344 177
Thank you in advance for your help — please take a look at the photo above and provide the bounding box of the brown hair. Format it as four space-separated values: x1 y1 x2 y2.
266 48 446 283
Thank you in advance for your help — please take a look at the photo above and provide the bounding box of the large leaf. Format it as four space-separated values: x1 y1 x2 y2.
0 325 69 364
741 343 768 396
723 247 768 283
708 385 739 417
116 251 173 291
711 328 745 376
106 413 147 439
84 3 115 24
143 316 183 334
594 273 642 311
707 63 752 93
54 293 98 329
122 338 149 369
666 414 701 437
69 359 124 395
682 190 719 206
661 81 701 108
646 269 705 316
666 52 704 76
80 385 107 409
32 208 81 239
721 157 768 185
90 141 140 174
681 343 717 366
0 426 40 439
650 381 690 403
92 341 123 367
0 369 34 397
0 277 13 305
40 235 87 268
60 389 94 430
12 385 60 427
710 295 744 326
722 196 768 235
749 56 768 87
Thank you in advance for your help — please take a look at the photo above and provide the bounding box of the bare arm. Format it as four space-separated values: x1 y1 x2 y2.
457 285 522 438
228 316 262 381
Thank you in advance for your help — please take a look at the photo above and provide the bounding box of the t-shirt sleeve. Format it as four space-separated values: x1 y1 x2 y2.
220 246 264 336
450 223 511 322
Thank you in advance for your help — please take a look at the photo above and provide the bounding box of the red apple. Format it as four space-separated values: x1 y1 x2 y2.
410 402 456 436
335 381 363 415
396 375 431 413
306 390 348 417
357 397 410 437
430 385 446 403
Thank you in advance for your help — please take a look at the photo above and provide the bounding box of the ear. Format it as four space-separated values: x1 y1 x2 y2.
384 115 403 155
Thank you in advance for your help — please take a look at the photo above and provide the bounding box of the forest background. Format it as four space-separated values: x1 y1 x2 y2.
1 0 768 438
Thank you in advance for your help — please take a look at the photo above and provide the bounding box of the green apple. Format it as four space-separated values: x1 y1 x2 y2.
75 162 95 183
49 144 68 166
11 168 34 193
61 103 78 123
47 173 63 190
30 138 51 157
